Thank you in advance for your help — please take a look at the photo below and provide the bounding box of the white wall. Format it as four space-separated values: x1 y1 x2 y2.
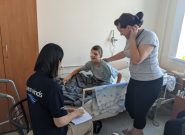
36 0 161 67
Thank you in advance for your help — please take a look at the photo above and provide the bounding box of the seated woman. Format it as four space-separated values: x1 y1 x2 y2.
27 43 93 135
63 45 122 84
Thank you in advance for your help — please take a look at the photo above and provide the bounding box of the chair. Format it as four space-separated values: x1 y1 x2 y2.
8 98 32 135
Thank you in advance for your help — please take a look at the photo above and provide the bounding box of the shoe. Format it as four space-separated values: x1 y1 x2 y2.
111 133 119 135
93 120 102 134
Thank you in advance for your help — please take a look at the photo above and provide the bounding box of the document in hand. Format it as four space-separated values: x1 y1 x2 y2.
71 107 92 125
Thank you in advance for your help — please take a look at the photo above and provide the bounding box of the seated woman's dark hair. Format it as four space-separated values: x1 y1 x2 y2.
114 12 144 28
34 43 64 78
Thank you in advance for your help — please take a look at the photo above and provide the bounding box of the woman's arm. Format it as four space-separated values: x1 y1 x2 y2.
129 28 154 65
116 72 122 83
53 108 84 127
105 51 125 62
130 41 154 65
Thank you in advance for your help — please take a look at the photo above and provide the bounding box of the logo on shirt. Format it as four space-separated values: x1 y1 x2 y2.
27 87 43 104
27 93 38 104
27 87 43 98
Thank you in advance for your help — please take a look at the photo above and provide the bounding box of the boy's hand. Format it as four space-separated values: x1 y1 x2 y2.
63 75 71 84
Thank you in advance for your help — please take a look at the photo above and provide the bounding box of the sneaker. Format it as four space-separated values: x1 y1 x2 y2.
93 120 102 134
111 133 120 135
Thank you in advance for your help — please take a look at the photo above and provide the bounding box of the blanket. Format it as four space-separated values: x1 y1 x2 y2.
91 82 128 116
58 72 109 106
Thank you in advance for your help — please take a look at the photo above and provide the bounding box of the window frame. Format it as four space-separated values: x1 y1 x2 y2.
169 0 185 64
175 13 185 60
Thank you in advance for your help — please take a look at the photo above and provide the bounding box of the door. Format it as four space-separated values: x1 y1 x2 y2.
0 0 38 133
0 0 38 99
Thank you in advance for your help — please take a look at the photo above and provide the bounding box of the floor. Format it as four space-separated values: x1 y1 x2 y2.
95 104 171 135
2 103 171 135
96 111 168 135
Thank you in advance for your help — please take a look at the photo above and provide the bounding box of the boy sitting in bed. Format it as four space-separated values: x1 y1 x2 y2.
63 45 122 84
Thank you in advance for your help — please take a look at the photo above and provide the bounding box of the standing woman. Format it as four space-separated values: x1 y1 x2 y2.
105 12 163 135
27 43 93 135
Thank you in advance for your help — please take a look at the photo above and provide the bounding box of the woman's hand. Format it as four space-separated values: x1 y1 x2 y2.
67 108 84 117
66 108 76 113
53 108 84 127
74 108 84 117
128 25 138 40
103 58 110 62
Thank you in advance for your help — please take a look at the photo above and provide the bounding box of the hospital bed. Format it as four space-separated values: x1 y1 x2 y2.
58 61 129 134
59 60 130 121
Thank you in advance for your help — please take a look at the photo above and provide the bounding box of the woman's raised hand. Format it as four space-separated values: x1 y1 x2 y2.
129 25 138 40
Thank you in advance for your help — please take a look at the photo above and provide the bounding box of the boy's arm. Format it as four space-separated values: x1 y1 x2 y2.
63 67 81 83
116 73 122 83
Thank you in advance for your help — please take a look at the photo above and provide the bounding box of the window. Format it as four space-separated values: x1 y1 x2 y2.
176 14 185 60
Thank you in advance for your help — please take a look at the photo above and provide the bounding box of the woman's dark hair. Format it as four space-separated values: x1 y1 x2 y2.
114 12 144 28
34 43 64 78
91 45 103 57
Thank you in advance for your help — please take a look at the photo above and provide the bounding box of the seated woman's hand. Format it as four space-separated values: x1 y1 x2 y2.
66 108 75 113
74 108 84 117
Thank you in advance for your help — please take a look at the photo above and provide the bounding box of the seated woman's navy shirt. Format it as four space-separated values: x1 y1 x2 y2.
27 72 68 135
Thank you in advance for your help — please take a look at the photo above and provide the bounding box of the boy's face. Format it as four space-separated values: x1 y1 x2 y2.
90 50 101 63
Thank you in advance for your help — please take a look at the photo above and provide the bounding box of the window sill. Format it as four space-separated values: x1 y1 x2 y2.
171 57 185 64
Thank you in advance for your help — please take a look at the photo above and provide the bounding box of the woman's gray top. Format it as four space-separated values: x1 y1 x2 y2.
124 29 163 81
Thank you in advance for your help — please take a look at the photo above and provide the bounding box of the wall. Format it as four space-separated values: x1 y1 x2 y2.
36 0 161 67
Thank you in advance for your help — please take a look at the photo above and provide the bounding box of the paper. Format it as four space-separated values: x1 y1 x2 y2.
71 107 92 125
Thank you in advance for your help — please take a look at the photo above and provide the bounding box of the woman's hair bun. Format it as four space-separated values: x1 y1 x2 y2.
136 12 144 20
135 12 144 27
